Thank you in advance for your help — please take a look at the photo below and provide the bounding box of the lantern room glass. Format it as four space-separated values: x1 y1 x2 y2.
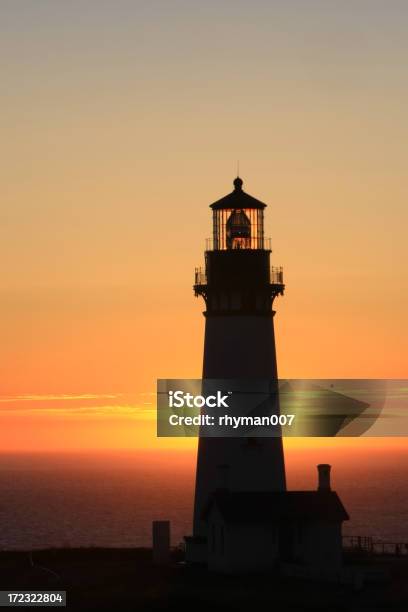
212 208 265 250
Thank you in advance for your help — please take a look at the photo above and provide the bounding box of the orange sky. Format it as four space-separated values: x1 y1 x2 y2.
0 2 407 453
0 391 407 455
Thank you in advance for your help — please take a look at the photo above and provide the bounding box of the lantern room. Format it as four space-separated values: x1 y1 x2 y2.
210 177 267 250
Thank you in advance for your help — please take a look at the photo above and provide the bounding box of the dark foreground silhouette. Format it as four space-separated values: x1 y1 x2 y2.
0 547 407 611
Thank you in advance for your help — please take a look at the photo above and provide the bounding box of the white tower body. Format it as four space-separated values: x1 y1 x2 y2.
187 178 286 561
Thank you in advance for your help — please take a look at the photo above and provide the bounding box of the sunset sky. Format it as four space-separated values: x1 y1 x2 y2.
1 1 407 452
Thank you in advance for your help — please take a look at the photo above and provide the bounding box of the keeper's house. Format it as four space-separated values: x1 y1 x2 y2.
203 464 349 574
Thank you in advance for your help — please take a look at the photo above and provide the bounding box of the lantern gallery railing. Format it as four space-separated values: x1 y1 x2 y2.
194 268 207 285
270 266 284 285
194 266 284 286
205 237 272 251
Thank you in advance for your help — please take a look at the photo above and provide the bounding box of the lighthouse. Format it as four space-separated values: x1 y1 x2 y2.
185 177 287 564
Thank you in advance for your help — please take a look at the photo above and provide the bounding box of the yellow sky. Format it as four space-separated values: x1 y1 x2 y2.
0 2 407 451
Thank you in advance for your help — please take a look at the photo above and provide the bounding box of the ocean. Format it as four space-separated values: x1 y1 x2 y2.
0 449 407 550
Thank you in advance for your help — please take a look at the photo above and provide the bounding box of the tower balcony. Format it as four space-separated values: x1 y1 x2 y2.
194 265 284 289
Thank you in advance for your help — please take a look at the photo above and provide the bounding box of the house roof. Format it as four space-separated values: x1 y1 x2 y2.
203 490 349 523
210 177 267 210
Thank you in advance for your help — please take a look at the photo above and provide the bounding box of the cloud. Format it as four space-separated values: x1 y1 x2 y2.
0 394 119 402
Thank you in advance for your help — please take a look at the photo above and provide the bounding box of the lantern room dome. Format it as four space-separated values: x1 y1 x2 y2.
233 176 243 190
210 177 267 210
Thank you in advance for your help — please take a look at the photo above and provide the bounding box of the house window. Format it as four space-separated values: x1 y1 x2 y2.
220 525 224 555
211 524 216 553
298 523 303 544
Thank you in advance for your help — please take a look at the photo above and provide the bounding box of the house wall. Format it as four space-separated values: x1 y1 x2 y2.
300 521 343 569
206 507 344 573
207 508 278 573
227 524 278 573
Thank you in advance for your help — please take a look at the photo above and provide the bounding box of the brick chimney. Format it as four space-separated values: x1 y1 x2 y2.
317 464 331 491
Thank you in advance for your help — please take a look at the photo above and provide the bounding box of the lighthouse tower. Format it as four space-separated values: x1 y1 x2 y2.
186 177 286 563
